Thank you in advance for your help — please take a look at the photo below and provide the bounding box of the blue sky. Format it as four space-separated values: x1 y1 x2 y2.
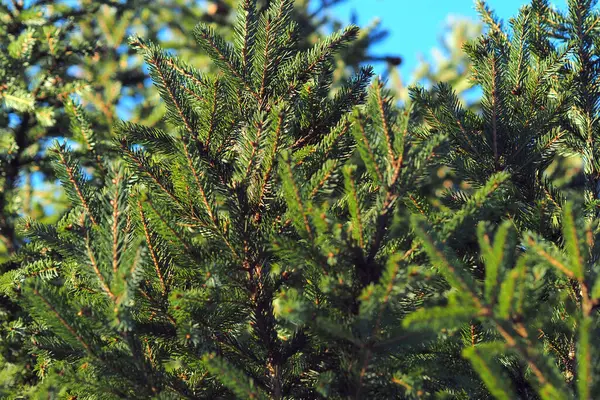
329 0 568 77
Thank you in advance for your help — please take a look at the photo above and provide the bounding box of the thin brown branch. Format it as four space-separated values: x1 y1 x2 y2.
56 150 98 226
355 116 384 183
256 112 284 207
490 55 499 170
374 82 395 165
138 201 167 295
85 232 115 299
111 177 121 276
33 289 93 354
206 79 220 147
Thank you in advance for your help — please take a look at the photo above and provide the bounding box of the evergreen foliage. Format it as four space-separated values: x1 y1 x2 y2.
0 0 220 394
0 0 392 395
0 0 204 263
0 0 371 263
8 0 600 398
2 1 436 397
405 0 600 397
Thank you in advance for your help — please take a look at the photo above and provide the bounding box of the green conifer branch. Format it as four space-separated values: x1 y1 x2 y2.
31 288 94 355
255 108 284 207
138 200 168 295
52 146 98 226
343 165 365 249
193 25 259 101
84 231 115 300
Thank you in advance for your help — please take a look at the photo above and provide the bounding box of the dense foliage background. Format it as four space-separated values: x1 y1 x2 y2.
4 0 600 398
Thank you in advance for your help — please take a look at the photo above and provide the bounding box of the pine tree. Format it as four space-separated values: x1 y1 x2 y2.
0 0 221 393
12 0 600 398
410 0 571 242
408 199 600 398
0 0 395 395
1 1 451 397
0 0 201 263
401 0 600 397
0 0 381 262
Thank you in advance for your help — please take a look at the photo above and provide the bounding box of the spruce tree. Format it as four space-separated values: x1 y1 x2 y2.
402 0 600 398
2 1 453 397
0 1 394 395
0 0 380 262
0 0 219 393
0 0 204 263
12 0 600 398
